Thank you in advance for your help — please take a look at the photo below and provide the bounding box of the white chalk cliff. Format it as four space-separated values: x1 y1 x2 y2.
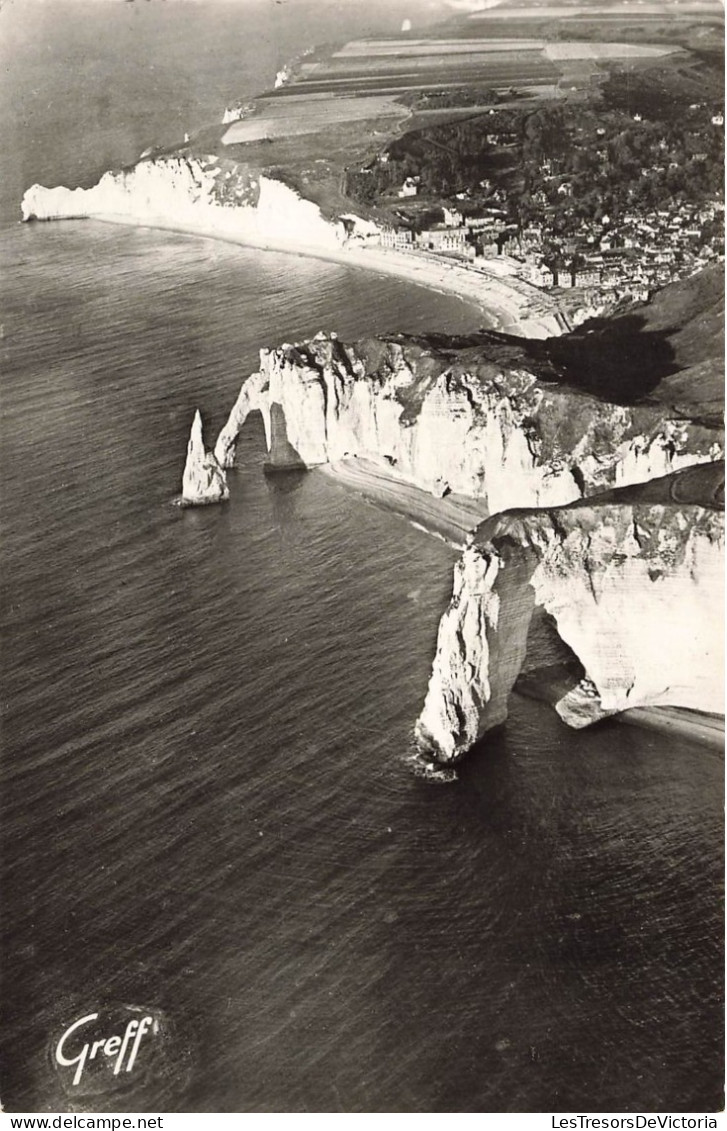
182 410 229 505
213 333 723 515
415 462 725 761
21 156 345 252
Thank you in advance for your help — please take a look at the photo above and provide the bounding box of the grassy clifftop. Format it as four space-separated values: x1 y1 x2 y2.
544 264 724 417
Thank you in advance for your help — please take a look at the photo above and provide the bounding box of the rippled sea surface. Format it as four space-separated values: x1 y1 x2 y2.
0 1 723 1115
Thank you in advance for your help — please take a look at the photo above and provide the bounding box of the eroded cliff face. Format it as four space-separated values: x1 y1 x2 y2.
182 410 229 505
215 370 271 469
21 157 344 251
415 462 725 762
215 333 723 515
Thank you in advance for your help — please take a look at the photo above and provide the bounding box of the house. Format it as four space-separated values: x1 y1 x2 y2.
573 268 601 288
398 178 419 199
601 265 622 284
499 231 522 257
549 265 573 288
521 224 544 245
443 206 464 228
467 216 498 232
526 263 554 287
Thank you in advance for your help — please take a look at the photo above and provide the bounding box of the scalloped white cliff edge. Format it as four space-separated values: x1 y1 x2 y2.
21 157 344 252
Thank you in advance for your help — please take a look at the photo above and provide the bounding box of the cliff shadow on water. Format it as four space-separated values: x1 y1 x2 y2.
264 402 307 473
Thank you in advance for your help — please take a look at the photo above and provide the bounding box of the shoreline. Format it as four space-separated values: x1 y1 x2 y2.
44 210 565 338
317 456 490 548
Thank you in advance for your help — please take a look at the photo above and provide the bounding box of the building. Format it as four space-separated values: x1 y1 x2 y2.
573 268 601 288
522 224 544 244
500 234 522 257
552 266 574 288
417 228 467 253
381 228 414 250
526 263 554 287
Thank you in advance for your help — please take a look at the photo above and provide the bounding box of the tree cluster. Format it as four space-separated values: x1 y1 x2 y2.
344 99 724 235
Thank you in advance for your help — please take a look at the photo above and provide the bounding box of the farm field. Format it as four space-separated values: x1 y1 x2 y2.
423 5 724 43
302 52 550 78
332 39 548 56
187 0 722 230
252 33 679 114
544 41 676 58
289 67 562 91
272 33 684 109
467 2 723 18
221 95 406 146
217 24 688 152
298 38 676 81
242 94 406 119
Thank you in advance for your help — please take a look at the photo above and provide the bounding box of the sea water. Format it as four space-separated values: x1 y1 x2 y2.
0 0 722 1113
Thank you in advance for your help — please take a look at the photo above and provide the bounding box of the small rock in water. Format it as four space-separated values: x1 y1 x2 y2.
181 409 229 506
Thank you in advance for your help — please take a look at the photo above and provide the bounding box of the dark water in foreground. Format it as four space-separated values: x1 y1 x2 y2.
0 220 722 1114
0 0 723 1114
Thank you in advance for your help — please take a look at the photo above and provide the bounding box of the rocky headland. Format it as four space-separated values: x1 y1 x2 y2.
213 271 724 518
21 159 342 253
211 269 724 760
416 461 724 761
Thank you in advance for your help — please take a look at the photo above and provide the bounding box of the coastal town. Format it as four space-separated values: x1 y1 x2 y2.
344 99 725 309
184 9 727 323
